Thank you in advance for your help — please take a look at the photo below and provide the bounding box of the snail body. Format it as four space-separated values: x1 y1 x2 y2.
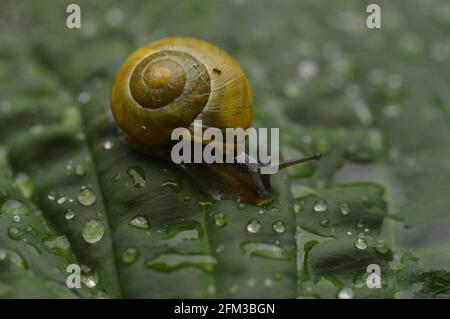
111 37 320 205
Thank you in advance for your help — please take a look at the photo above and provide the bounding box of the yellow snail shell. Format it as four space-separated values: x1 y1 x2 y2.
110 37 253 152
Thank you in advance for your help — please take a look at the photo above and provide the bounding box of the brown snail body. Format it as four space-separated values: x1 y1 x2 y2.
110 37 320 205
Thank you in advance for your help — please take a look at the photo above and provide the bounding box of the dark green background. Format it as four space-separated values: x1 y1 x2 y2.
0 0 449 298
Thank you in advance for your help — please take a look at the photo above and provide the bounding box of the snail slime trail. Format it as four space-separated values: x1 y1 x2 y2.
170 120 280 174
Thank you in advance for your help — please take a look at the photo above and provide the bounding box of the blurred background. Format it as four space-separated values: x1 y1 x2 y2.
0 0 449 298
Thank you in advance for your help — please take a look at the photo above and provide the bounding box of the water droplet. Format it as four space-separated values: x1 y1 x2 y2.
198 201 213 210
65 209 75 220
0 248 6 260
127 166 146 188
214 212 226 227
290 184 317 199
82 219 105 244
103 140 113 150
383 103 402 118
238 202 247 210
12 215 21 223
241 241 290 260
183 195 191 202
337 286 354 299
78 92 91 104
121 247 139 264
216 244 225 254
75 164 85 176
161 179 182 193
297 60 318 82
14 173 33 198
163 221 203 245
293 202 303 214
320 219 330 228
272 220 286 233
246 219 261 233
264 278 273 287
82 274 98 288
8 226 23 240
338 203 350 215
313 199 328 212
1 199 28 215
44 235 70 250
159 168 169 175
105 7 124 27
354 237 368 250
247 278 257 288
374 242 390 254
77 187 97 206
47 192 56 201
56 196 67 205
129 216 150 230
30 124 44 135
145 253 217 273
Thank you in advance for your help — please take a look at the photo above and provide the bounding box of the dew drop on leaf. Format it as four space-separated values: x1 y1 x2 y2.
214 212 226 227
338 203 350 215
374 242 390 254
82 219 105 244
121 247 139 264
129 215 150 230
313 199 328 212
127 166 146 188
145 253 217 273
56 196 67 205
77 187 97 206
47 192 56 201
163 221 203 245
14 173 33 198
246 219 261 233
64 208 75 220
293 202 303 214
82 273 98 288
8 226 22 240
75 164 85 176
241 241 290 260
161 179 182 193
320 219 330 228
1 199 28 216
0 248 6 260
272 220 286 233
44 235 70 250
238 202 247 210
337 286 354 299
103 140 113 150
354 237 368 250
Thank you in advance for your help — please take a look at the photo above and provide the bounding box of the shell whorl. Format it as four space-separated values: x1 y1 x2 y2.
110 37 253 151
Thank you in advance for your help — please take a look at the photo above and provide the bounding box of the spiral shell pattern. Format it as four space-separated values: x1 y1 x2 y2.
110 37 253 151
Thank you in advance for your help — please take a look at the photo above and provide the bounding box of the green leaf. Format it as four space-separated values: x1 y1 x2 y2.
1 0 449 299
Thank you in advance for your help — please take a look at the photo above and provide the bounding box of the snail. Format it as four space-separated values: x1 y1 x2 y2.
110 37 320 205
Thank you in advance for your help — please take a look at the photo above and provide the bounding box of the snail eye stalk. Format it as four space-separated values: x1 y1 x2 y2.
278 153 321 170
